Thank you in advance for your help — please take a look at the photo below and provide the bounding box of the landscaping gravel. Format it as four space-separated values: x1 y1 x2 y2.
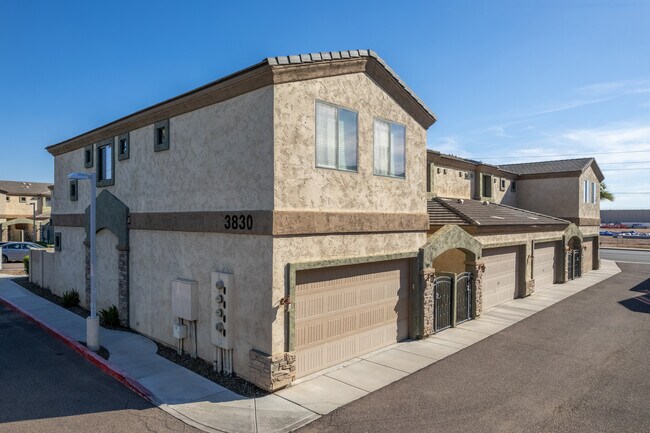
12 277 268 398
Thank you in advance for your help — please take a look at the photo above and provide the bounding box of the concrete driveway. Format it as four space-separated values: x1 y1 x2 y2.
297 262 650 433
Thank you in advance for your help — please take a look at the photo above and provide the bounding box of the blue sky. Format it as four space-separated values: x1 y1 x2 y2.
1 0 648 209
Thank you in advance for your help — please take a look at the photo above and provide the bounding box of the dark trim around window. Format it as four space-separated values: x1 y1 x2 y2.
84 144 94 168
69 179 78 201
54 232 62 251
154 119 170 152
118 132 130 161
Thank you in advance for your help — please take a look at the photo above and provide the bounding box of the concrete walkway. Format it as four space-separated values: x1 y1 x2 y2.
0 260 620 433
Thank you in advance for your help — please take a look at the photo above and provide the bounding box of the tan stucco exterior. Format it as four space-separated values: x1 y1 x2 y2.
273 73 427 213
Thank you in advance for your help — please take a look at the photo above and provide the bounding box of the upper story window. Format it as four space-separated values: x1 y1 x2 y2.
482 174 492 198
583 180 589 203
499 178 506 191
97 140 114 187
374 119 406 178
19 196 26 203
154 119 170 152
591 182 597 204
118 132 130 160
84 145 94 168
5 196 10 202
511 181 516 192
315 101 358 172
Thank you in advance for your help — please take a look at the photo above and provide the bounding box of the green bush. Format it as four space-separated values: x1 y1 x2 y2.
62 290 80 307
23 256 29 273
100 305 120 327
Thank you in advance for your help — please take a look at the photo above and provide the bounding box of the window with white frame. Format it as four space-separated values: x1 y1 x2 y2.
315 101 358 172
374 119 406 178
97 142 114 186
583 180 589 203
591 182 596 204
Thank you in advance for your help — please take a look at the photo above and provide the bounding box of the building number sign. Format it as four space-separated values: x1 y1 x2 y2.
224 214 253 230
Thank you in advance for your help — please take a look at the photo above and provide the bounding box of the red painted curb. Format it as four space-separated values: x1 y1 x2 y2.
0 296 159 405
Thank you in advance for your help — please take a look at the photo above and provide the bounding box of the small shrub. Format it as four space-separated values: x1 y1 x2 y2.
62 290 80 307
100 305 120 327
23 256 29 274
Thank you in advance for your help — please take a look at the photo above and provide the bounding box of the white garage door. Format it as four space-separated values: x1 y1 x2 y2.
482 246 519 310
534 242 556 291
294 260 410 378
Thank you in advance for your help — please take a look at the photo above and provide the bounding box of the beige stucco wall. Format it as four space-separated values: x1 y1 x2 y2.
579 167 600 221
129 230 273 382
516 177 579 220
2 194 48 216
270 232 426 354
273 73 427 213
431 248 467 274
492 176 517 206
53 85 274 215
51 226 86 303
430 165 474 199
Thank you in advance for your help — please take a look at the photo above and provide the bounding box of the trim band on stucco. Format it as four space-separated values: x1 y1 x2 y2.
54 211 429 236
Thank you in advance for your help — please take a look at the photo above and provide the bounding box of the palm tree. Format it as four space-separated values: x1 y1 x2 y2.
600 182 614 201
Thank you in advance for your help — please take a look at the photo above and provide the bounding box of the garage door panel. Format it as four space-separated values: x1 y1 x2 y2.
482 247 519 310
534 242 556 291
295 260 409 378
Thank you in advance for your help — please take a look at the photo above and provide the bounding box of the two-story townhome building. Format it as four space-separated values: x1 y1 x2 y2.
44 50 438 391
0 180 52 242
39 50 604 392
424 151 603 325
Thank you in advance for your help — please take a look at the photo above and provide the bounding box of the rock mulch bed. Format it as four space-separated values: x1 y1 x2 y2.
12 277 268 398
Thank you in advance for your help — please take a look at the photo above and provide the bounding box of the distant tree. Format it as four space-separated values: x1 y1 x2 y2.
600 182 614 201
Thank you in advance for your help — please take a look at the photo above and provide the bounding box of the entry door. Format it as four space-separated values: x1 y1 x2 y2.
456 272 473 324
434 275 453 332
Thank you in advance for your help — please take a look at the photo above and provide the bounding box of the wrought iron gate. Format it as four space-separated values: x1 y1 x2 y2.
456 272 473 324
434 275 453 332
567 248 582 280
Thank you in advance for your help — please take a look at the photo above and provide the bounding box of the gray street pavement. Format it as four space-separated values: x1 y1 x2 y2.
601 247 650 264
0 303 200 433
297 262 650 433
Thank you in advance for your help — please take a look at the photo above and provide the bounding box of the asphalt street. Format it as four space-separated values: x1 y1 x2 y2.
298 262 650 433
601 247 650 264
0 303 200 433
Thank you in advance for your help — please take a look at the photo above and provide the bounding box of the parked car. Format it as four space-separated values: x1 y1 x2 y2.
599 231 614 236
1 242 44 263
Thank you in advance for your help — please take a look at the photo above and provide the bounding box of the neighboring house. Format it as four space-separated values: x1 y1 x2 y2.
425 151 603 319
41 49 603 392
0 180 52 242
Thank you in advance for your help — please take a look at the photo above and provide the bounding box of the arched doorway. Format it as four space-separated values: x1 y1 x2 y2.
418 225 483 337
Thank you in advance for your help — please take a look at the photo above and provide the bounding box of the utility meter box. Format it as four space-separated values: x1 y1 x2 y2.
173 323 188 339
171 278 198 321
211 271 233 349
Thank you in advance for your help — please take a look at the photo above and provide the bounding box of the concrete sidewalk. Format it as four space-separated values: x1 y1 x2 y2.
0 260 620 433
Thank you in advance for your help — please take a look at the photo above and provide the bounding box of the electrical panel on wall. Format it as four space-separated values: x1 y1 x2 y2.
211 272 233 349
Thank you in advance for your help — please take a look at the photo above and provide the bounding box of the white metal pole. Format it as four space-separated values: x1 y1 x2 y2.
31 203 36 242
89 174 97 318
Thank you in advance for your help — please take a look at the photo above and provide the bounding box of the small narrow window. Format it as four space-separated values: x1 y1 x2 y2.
5 196 9 202
19 196 26 203
118 132 130 160
154 119 170 152
84 144 94 168
500 178 506 191
583 180 589 203
315 101 358 172
482 174 492 198
511 181 516 192
97 140 114 187
591 182 596 204
374 118 406 178
54 232 62 252
69 179 78 201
